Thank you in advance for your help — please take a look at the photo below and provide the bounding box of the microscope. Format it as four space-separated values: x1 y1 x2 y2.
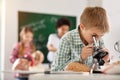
92 35 108 71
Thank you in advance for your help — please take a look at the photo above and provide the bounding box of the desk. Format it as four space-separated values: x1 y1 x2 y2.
2 70 120 80
29 73 120 80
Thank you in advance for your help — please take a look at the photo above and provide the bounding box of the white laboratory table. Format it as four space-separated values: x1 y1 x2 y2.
2 70 120 80
29 73 120 80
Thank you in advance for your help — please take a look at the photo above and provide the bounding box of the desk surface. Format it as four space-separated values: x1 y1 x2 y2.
2 70 120 80
29 73 120 80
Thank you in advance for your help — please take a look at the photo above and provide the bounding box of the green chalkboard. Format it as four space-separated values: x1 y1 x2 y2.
18 11 76 63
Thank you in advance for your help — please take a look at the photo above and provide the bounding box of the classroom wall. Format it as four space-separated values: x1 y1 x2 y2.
0 0 1 73
0 0 1 54
102 0 120 62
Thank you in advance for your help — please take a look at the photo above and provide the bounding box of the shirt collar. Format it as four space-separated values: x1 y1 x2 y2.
73 27 85 46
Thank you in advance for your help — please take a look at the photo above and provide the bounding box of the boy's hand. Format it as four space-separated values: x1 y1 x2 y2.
65 62 90 72
101 48 110 63
81 45 93 60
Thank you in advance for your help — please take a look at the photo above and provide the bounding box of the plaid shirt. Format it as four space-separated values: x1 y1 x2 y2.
51 28 104 71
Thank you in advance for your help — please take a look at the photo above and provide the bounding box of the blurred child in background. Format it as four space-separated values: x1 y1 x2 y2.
12 54 34 80
12 51 45 80
29 50 45 71
10 26 35 80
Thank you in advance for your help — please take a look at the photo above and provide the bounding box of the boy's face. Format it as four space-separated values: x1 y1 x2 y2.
80 24 104 44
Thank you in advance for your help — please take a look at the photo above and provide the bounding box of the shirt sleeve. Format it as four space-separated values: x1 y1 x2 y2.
51 36 71 71
47 34 53 47
9 43 19 64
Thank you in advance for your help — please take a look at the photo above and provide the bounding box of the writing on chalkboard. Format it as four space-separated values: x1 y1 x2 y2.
24 20 46 31
22 20 47 49
50 17 58 23
18 11 76 63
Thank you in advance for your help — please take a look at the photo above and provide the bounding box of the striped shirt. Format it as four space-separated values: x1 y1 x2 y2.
51 28 104 71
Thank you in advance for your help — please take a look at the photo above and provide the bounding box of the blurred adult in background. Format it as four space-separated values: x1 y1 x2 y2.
47 17 71 68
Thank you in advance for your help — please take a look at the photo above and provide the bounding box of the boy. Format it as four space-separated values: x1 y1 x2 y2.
51 7 110 71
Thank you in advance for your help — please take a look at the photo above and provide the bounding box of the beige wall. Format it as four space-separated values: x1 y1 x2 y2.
103 0 120 62
0 0 1 54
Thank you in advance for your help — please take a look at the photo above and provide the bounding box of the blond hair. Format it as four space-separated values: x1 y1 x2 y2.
19 26 35 57
80 7 109 33
32 51 44 63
